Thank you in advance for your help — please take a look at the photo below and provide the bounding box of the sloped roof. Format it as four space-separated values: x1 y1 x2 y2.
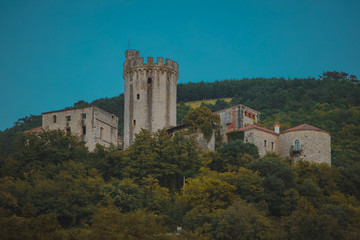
238 124 278 135
24 126 43 133
281 123 329 134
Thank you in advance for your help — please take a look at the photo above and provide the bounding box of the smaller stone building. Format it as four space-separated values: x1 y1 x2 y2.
239 123 331 165
216 104 260 141
42 106 119 151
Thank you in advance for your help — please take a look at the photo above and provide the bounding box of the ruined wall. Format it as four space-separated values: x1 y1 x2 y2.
278 130 331 165
123 50 179 148
244 128 279 157
42 106 118 151
217 105 260 142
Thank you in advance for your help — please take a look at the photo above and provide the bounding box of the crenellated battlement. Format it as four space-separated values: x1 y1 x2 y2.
124 49 179 73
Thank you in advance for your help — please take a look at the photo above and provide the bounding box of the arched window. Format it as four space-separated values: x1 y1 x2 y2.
294 139 301 151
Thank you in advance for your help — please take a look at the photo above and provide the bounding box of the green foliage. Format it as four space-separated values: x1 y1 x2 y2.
1 72 360 238
183 107 220 142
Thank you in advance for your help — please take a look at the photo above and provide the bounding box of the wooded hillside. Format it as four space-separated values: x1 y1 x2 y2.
1 71 360 239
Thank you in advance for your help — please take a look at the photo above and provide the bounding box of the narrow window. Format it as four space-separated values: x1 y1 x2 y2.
53 115 57 123
271 142 274 151
82 126 86 135
82 113 86 119
100 127 104 140
66 116 71 121
148 78 152 84
133 119 136 125
137 94 140 100
264 140 267 147
294 140 301 151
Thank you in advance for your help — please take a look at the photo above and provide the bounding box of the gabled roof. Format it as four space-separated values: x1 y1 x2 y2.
238 124 278 135
281 124 329 134
24 126 43 133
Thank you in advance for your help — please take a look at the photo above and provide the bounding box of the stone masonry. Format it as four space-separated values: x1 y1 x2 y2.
123 50 179 148
42 106 119 151
240 123 331 165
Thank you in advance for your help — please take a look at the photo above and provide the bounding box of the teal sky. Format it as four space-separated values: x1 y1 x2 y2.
1 0 359 130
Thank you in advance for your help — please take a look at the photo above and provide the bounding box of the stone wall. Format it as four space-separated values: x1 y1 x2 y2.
244 128 279 157
123 50 179 148
278 130 331 165
216 105 259 141
42 106 118 151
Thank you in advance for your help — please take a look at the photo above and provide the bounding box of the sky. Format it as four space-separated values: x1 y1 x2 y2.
1 0 359 131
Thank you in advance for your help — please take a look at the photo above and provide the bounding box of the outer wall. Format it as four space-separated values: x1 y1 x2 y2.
244 129 279 157
279 130 331 165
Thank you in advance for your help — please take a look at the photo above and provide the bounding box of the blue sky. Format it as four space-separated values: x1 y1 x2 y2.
1 0 359 130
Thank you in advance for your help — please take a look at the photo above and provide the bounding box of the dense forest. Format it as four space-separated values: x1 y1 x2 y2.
1 71 360 239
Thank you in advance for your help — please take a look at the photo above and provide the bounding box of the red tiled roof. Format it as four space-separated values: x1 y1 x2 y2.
281 124 329 134
24 126 43 133
238 124 278 135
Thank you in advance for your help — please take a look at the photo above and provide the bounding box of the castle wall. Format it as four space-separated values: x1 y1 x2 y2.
42 106 118 151
123 50 179 148
216 105 259 142
278 130 331 165
244 128 279 157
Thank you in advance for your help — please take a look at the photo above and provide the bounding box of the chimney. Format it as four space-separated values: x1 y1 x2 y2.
274 122 280 134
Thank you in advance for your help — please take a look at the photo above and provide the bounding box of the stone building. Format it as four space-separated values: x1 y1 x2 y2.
216 104 260 141
239 123 331 165
42 106 119 151
123 49 179 148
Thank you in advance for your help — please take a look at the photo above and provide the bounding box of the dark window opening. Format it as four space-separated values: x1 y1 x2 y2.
133 119 136 125
295 140 301 151
66 116 71 121
100 127 104 140
82 126 86 135
53 115 57 123
137 94 140 99
271 142 274 150
264 140 267 147
148 78 152 84
66 128 71 134
82 113 86 119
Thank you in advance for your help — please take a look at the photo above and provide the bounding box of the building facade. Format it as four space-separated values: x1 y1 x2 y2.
240 123 331 165
123 50 179 148
42 106 119 151
216 104 260 141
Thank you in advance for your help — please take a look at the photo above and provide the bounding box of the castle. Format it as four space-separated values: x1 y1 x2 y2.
26 49 331 164
123 50 331 165
123 50 179 148
26 106 120 151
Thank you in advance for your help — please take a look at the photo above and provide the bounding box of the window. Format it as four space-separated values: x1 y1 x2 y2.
137 94 140 100
82 126 86 135
66 127 71 134
82 113 86 119
294 140 301 151
271 142 274 151
148 78 152 84
66 116 71 121
53 115 57 123
100 127 104 140
133 119 136 125
264 140 267 147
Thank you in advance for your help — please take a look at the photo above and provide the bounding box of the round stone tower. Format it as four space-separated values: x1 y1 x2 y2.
123 49 179 148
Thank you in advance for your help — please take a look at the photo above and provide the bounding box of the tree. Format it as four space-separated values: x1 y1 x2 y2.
183 107 220 142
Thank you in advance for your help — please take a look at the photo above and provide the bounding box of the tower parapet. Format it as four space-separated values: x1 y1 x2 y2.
123 50 179 148
124 50 179 73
